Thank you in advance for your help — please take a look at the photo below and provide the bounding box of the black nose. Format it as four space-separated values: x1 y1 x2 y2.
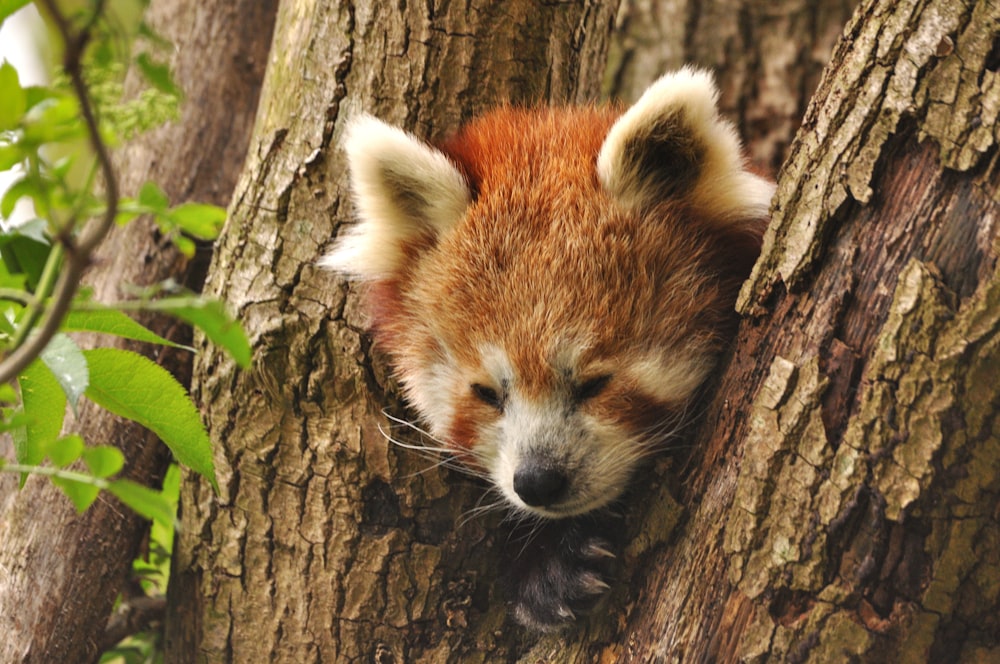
513 464 569 507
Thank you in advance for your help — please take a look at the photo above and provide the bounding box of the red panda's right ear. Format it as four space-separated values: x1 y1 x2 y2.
320 115 472 279
597 67 773 232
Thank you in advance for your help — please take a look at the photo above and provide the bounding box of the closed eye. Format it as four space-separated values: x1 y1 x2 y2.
574 374 612 403
471 383 504 411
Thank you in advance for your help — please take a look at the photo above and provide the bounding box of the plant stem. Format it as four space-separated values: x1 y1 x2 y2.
0 461 110 489
9 243 64 350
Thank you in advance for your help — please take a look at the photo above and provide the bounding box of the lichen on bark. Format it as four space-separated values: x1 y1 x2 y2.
738 0 993 313
724 355 832 600
713 0 1000 660
726 248 1000 661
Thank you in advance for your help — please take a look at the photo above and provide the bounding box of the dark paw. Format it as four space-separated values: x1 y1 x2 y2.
502 514 621 632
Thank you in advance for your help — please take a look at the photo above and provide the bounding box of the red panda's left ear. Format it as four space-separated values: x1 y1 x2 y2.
320 115 472 279
597 67 774 231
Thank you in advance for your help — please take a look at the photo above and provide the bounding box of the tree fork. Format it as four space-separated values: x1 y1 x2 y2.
170 1 621 661
616 0 1000 660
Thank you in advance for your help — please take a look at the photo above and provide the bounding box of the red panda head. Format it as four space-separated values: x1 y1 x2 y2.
322 68 773 518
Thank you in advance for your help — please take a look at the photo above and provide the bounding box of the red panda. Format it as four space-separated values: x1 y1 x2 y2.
322 67 773 631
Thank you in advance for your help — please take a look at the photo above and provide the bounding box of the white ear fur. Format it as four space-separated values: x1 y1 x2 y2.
319 114 471 279
597 67 774 225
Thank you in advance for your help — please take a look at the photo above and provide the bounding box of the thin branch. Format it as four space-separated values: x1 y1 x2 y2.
0 289 35 306
0 461 112 488
0 0 119 384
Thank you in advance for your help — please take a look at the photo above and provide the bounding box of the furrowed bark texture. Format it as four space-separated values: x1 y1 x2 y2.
609 0 1000 660
171 2 620 661
0 2 275 662
605 0 857 172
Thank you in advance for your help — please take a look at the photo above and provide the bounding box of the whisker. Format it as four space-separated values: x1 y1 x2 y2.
458 489 508 527
375 419 491 481
380 410 494 467
380 411 454 451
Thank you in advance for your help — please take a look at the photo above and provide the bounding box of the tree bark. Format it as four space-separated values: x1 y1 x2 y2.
613 0 1000 660
0 2 275 662
170 0 1000 662
605 0 857 172
168 1 622 662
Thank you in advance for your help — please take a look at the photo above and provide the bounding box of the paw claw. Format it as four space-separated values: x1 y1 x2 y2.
503 518 622 631
579 571 611 595
583 541 617 560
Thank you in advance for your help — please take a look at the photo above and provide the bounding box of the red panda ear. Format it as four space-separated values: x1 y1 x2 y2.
320 115 472 279
597 67 774 231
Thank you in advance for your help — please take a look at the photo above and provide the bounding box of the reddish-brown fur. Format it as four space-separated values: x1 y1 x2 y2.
326 70 772 629
361 106 763 457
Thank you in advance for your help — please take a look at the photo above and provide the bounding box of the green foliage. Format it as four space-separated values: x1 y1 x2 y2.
100 632 164 664
86 59 180 141
0 4 254 657
12 355 64 468
0 0 31 24
143 296 252 367
0 0 250 580
114 181 227 257
84 347 218 490
62 308 190 349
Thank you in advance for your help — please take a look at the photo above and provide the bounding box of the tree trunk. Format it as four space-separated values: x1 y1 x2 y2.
167 2 622 661
605 0 857 172
0 2 275 662
614 0 1000 660
170 0 1000 662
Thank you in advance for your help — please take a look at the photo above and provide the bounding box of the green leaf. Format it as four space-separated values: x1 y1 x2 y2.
21 95 82 144
0 261 27 291
0 383 17 402
171 233 195 258
166 203 226 240
82 445 125 478
150 462 180 552
135 53 181 97
107 478 177 527
52 475 101 512
0 61 24 131
0 142 23 171
0 306 17 335
83 348 217 489
0 0 31 25
40 333 89 411
47 434 84 467
137 181 169 213
0 407 30 433
14 359 66 467
62 308 190 350
5 217 49 245
114 199 144 225
48 154 75 180
146 298 251 368
0 235 50 290
22 85 56 111
0 176 38 219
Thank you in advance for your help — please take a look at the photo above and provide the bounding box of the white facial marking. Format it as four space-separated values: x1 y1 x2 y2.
483 389 638 518
627 349 713 405
404 355 459 441
478 343 515 389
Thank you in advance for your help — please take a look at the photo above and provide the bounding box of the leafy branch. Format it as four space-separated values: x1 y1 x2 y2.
0 0 119 384
0 2 250 658
0 3 249 511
